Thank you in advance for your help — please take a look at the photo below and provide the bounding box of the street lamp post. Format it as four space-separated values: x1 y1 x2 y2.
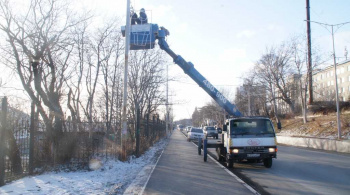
307 20 350 140
330 25 342 140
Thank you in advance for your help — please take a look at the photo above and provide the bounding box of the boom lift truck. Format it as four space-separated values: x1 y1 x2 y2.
121 23 278 168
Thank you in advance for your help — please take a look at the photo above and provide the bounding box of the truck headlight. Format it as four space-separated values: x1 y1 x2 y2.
230 149 239 153
268 148 276 153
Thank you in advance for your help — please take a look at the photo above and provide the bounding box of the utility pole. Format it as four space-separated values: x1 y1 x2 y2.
121 0 131 160
307 20 350 140
306 0 313 104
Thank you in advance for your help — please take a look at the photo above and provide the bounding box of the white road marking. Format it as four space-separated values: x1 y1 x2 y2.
138 146 165 195
188 136 260 195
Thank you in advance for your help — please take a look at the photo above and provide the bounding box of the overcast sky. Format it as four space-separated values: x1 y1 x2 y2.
2 0 350 121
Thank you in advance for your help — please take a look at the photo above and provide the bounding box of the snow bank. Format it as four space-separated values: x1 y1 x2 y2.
0 137 169 195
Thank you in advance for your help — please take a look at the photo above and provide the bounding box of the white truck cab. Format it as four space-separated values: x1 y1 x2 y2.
218 117 278 168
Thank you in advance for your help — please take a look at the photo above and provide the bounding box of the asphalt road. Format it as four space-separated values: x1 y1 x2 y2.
143 130 254 195
204 136 350 195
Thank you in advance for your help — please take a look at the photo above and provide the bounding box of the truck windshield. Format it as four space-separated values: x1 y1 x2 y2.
206 127 215 131
230 119 275 135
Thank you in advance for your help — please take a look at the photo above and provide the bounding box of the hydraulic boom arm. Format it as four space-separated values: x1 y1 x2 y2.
156 28 242 117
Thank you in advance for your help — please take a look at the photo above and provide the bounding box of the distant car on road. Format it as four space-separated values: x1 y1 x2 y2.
187 127 204 141
177 124 184 131
186 126 192 133
216 127 222 134
203 126 218 139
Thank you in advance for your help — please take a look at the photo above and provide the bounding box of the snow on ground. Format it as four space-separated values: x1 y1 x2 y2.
0 137 170 195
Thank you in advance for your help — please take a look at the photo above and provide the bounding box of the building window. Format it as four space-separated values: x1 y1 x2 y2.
342 67 345 73
331 71 333 76
348 66 350 71
327 81 330 86
342 77 345 83
331 80 334 85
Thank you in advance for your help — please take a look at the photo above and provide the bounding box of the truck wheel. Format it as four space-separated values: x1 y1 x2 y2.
226 156 233 168
263 158 272 168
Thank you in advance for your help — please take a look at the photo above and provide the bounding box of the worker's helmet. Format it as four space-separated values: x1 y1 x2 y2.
140 8 145 13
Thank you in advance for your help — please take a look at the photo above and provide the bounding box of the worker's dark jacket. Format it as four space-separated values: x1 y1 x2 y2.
138 12 148 24
131 13 138 25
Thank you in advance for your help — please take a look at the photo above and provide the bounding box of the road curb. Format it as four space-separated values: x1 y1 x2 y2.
277 136 350 153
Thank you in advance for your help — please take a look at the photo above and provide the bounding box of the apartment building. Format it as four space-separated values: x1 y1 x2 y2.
274 60 350 114
313 60 350 101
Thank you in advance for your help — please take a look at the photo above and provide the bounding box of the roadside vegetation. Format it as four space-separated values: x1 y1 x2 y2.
277 112 350 140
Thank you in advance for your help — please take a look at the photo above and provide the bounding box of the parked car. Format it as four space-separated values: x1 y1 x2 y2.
187 127 204 141
203 126 218 139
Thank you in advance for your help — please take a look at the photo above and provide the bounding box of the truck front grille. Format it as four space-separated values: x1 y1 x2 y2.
243 146 267 153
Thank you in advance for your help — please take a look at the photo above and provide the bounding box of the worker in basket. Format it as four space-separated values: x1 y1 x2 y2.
137 8 148 24
131 8 138 25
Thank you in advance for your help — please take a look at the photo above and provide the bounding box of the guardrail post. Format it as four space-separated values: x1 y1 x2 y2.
203 139 207 162
198 138 202 155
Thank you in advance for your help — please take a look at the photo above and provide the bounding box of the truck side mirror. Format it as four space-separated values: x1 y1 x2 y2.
223 125 227 132
277 121 282 130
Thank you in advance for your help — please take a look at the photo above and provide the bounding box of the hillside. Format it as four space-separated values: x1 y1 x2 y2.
276 112 350 140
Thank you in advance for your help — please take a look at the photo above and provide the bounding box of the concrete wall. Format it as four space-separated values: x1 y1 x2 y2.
277 136 350 153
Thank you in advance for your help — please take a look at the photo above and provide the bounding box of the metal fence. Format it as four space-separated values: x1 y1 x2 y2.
0 97 166 185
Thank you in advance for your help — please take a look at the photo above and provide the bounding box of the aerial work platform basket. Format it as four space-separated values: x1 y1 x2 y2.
121 23 158 50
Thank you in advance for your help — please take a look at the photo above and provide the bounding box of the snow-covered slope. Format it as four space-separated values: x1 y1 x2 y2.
0 137 169 195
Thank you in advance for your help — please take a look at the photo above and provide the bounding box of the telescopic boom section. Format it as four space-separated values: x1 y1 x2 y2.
156 27 242 117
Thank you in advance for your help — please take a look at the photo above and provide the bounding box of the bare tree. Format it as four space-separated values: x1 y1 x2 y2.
254 43 297 122
235 76 269 117
0 0 91 163
98 21 124 133
128 49 167 139
66 21 91 129
290 36 323 123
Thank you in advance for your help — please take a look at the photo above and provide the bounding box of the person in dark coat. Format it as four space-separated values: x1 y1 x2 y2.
131 10 138 25
137 8 148 24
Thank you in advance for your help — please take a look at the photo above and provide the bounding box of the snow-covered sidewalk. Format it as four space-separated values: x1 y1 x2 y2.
0 137 169 195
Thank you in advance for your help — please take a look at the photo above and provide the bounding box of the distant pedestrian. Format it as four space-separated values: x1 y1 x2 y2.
137 8 148 24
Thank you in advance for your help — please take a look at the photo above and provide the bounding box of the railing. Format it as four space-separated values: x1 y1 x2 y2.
0 97 166 185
